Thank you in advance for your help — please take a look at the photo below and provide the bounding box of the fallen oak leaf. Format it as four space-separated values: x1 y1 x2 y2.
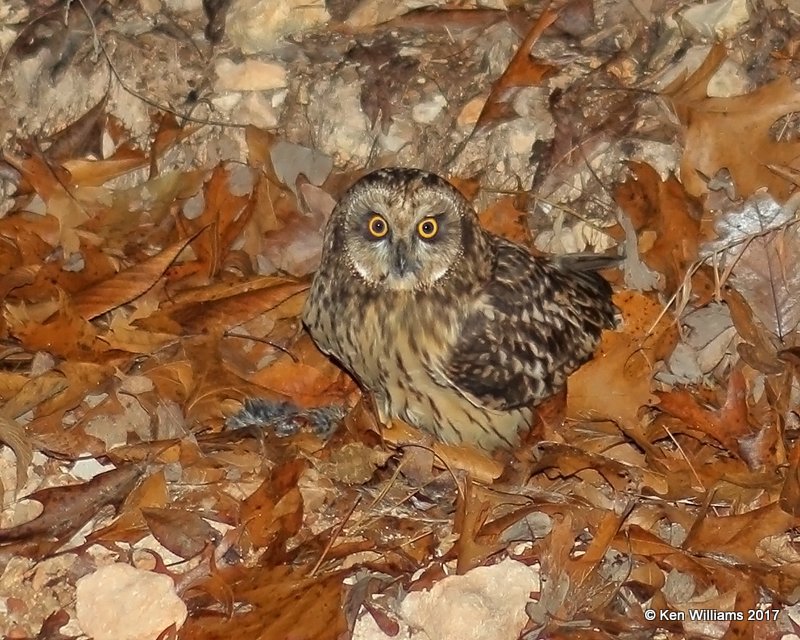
137 277 307 335
141 507 219 560
10 297 99 359
454 478 505 573
2 147 72 203
613 162 701 293
530 442 670 495
656 368 756 460
779 442 800 517
722 286 784 375
478 195 535 248
183 164 252 278
567 291 676 450
684 501 800 565
44 93 108 162
567 330 657 433
63 146 149 188
71 226 206 320
381 419 504 483
87 468 170 544
668 48 800 200
149 111 203 176
240 459 307 550
182 565 349 640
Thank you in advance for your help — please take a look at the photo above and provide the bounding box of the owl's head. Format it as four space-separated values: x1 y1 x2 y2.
330 168 479 291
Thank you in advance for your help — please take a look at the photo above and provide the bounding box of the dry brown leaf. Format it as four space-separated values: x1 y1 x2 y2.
316 442 391 485
567 291 676 452
668 48 800 200
613 162 701 293
88 469 170 544
473 9 558 134
657 368 755 459
0 465 143 547
1 370 68 419
45 93 108 162
182 566 348 640
2 148 72 203
148 112 202 176
187 165 253 277
779 442 800 516
10 300 99 359
141 278 307 335
63 147 149 187
381 419 504 483
142 507 219 559
478 195 534 248
684 502 800 565
239 459 306 550
722 287 784 374
251 354 349 408
454 480 506 573
71 227 205 321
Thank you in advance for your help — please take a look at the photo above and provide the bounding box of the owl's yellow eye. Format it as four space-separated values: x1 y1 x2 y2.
417 217 438 240
368 214 389 238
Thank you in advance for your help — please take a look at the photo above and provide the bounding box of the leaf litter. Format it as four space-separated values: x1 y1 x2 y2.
1 3 800 640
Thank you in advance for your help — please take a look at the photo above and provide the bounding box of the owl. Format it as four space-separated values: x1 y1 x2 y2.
302 168 616 451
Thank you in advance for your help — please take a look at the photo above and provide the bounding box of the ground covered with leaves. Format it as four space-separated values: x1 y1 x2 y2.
1 0 800 639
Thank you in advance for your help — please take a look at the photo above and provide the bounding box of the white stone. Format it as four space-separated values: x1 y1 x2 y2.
346 0 444 28
210 92 242 113
411 94 447 124
380 119 414 152
214 58 288 92
678 0 749 39
236 92 281 129
306 78 372 163
400 559 537 640
76 564 187 640
161 0 200 11
226 0 329 53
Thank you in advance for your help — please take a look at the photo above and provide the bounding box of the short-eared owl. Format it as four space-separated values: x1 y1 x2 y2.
302 168 616 451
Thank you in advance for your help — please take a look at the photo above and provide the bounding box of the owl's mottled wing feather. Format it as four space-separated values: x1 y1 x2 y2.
444 240 616 411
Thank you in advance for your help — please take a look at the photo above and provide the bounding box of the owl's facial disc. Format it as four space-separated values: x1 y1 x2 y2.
340 170 468 291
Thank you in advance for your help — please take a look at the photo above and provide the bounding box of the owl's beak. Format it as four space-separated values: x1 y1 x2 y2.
391 241 413 276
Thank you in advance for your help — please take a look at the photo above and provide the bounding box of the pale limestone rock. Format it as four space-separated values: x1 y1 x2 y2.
235 92 281 129
306 77 372 164
76 564 187 640
411 94 447 124
678 0 749 39
226 0 329 53
346 0 446 28
162 0 201 11
353 558 538 640
214 58 288 92
401 559 538 639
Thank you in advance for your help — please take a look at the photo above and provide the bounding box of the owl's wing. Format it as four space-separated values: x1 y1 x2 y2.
442 241 616 411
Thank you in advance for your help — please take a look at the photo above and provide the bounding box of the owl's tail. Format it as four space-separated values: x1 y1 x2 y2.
553 252 624 273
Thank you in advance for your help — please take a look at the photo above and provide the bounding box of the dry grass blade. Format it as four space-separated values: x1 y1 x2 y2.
0 413 33 491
